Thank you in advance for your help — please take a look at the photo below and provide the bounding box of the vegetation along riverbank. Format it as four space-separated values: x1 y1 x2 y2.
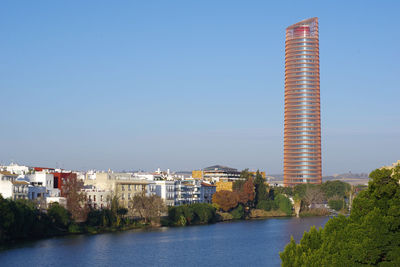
281 165 400 266
1 169 360 246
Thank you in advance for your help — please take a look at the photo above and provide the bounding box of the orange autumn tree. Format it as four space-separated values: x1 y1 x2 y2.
212 190 239 212
237 177 255 207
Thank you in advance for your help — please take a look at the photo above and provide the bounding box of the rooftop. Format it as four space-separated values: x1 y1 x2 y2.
203 165 238 172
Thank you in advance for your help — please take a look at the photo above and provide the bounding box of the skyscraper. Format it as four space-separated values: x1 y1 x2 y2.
284 17 322 186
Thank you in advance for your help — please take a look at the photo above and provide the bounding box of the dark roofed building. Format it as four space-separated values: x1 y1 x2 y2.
193 165 241 182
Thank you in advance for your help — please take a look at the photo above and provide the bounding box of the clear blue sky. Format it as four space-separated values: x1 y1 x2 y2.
1 0 399 175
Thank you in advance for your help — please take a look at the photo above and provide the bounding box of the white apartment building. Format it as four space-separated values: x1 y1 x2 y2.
3 163 30 175
154 180 175 206
0 172 15 198
174 180 201 206
28 172 54 192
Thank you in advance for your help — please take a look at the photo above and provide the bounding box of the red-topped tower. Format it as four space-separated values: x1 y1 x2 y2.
284 17 322 186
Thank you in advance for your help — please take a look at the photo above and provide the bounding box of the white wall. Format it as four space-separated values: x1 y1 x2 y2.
0 180 13 198
29 172 54 190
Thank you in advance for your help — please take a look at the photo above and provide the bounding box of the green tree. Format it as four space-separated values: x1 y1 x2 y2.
256 199 274 211
321 180 351 199
230 204 245 219
274 194 293 215
191 203 216 224
254 170 269 205
328 197 344 211
47 202 71 230
280 165 400 266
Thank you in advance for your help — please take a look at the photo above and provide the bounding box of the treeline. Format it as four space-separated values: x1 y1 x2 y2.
212 170 294 219
0 195 139 245
275 180 355 215
167 203 216 226
280 165 400 266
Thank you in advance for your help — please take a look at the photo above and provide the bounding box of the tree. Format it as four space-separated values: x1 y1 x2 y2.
256 200 274 211
303 186 325 207
280 165 400 266
212 190 239 212
130 193 167 224
62 174 88 222
321 180 351 199
168 205 193 226
254 170 269 205
47 202 71 230
328 197 344 211
274 194 293 215
230 204 245 219
191 203 216 224
237 177 255 207
233 169 253 191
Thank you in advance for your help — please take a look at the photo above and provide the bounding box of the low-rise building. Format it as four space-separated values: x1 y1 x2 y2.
4 163 30 175
83 186 112 209
53 172 77 196
201 182 216 204
175 180 201 205
192 165 241 182
115 180 151 208
154 180 175 206
12 180 30 200
28 171 54 193
28 183 46 200
0 172 16 198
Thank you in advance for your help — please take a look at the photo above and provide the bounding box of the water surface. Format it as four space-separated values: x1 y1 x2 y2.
0 217 329 267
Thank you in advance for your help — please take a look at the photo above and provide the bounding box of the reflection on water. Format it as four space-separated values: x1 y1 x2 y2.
0 217 329 267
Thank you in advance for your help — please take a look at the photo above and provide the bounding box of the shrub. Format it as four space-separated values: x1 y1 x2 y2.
328 199 344 211
230 204 245 220
274 194 293 215
191 203 216 224
68 223 81 233
256 200 273 211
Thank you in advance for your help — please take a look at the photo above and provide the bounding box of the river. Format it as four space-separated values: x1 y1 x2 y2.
0 217 329 267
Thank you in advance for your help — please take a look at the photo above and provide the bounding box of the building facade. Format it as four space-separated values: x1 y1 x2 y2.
174 180 201 205
83 186 112 209
154 180 175 206
192 165 241 182
200 183 216 204
284 17 322 186
115 180 151 208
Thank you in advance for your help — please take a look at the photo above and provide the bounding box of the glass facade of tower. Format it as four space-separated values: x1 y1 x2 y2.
284 17 322 186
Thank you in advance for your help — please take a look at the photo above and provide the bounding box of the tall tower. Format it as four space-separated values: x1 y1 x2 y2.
284 17 322 186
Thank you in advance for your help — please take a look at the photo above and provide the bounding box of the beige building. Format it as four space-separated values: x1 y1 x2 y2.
84 172 153 209
115 180 152 208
